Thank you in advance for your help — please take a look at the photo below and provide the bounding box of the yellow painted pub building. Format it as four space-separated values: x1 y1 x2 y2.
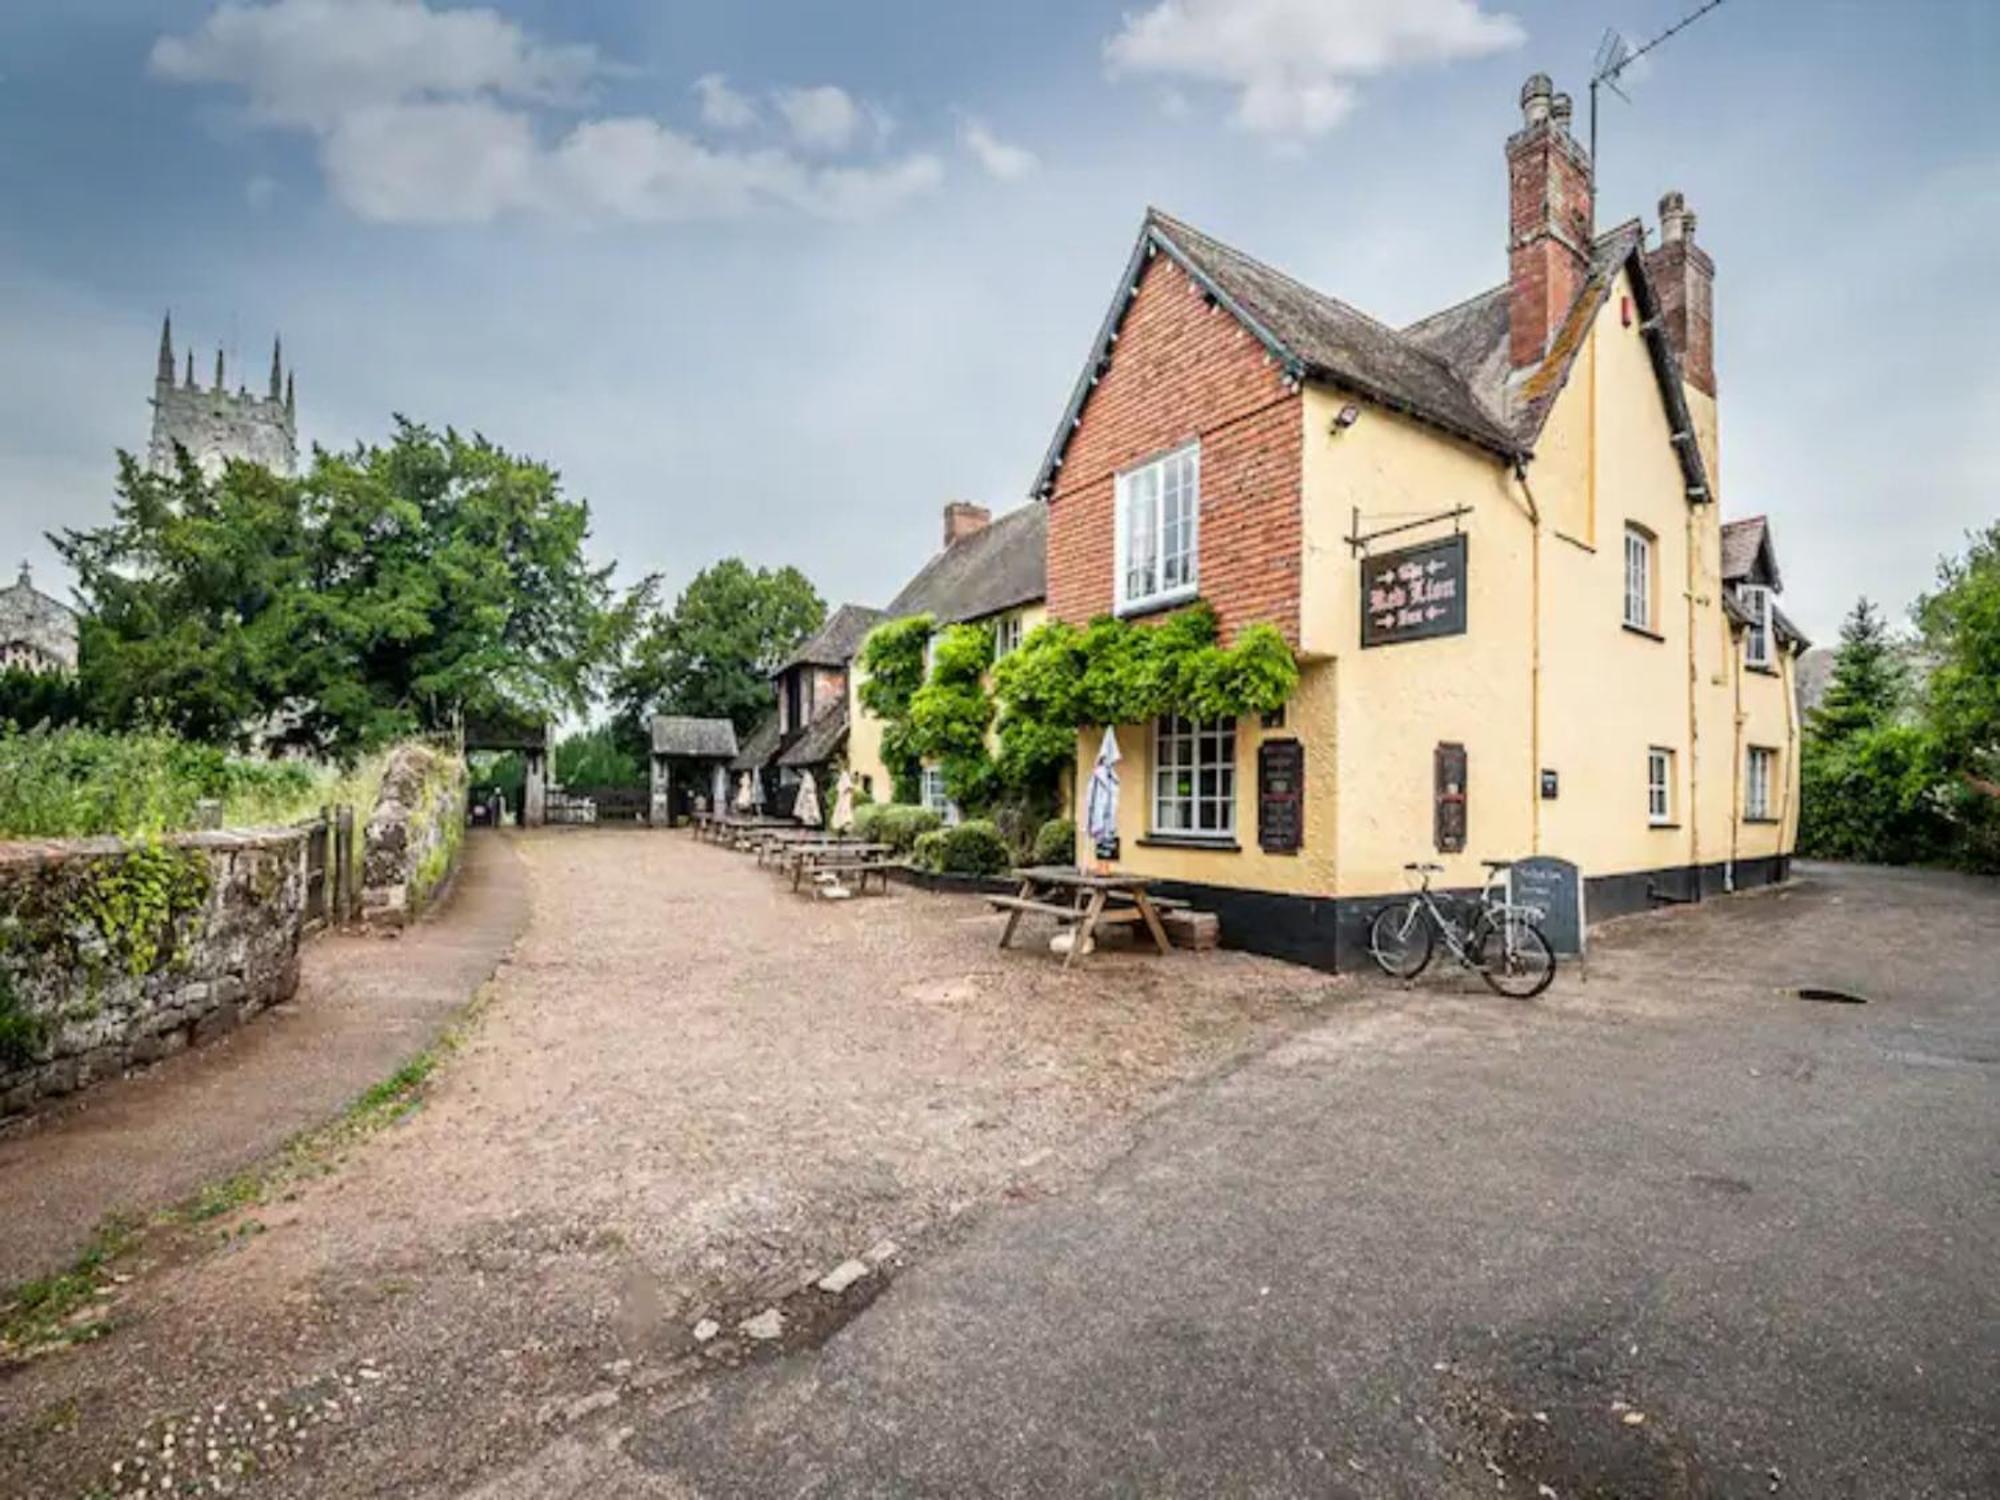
1028 73 1805 968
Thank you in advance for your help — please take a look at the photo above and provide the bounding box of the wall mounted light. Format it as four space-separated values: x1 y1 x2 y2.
1330 404 1361 435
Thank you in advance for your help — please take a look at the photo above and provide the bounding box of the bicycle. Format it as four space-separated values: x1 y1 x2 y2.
1367 859 1556 999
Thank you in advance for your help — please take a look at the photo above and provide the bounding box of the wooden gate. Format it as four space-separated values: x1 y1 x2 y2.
300 804 359 932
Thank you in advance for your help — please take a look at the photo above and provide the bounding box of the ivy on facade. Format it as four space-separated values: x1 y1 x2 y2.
861 601 1301 817
856 613 935 803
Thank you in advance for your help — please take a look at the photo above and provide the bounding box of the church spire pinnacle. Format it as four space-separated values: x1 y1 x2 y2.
268 337 283 401
285 370 295 419
157 314 174 385
213 347 225 391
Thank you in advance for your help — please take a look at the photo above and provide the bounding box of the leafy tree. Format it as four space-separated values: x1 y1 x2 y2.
55 424 634 760
1806 597 1904 741
1915 524 2000 870
1799 597 1941 863
613 559 824 747
0 667 90 731
555 723 647 788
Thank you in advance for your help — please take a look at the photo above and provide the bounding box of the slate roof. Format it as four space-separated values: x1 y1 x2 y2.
883 502 1046 625
778 603 886 673
650 715 738 759
1720 516 1781 590
777 699 850 769
1033 210 1712 510
730 712 781 771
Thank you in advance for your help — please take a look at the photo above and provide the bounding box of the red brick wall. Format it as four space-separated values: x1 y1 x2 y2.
1045 249 1302 644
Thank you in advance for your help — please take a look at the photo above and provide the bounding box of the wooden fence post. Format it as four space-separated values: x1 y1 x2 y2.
335 804 357 926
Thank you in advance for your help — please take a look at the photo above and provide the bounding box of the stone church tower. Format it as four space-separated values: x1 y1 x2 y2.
146 315 298 478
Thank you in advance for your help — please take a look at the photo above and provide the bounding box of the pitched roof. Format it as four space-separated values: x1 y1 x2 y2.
1720 516 1782 590
650 715 737 759
777 699 849 769
883 502 1046 625
730 711 781 771
1033 209 1714 511
778 603 886 673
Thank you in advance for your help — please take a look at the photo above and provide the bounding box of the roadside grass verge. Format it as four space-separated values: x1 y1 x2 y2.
0 978 497 1364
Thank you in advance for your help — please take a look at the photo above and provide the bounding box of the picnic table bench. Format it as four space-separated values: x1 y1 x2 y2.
783 841 892 891
989 866 1176 968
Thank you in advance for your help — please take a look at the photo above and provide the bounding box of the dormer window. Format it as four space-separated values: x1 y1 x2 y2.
1115 442 1200 615
1741 584 1772 668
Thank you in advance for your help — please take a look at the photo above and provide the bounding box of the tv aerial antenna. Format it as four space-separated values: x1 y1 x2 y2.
1589 0 1731 181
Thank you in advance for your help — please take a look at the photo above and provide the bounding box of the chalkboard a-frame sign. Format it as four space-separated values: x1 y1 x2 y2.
1362 534 1468 648
1258 739 1304 854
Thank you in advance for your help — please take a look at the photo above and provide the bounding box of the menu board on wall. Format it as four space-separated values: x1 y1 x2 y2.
1362 534 1468 648
1257 739 1304 854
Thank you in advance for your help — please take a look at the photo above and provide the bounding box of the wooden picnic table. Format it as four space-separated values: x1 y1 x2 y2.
989 865 1174 969
703 814 791 844
783 841 894 893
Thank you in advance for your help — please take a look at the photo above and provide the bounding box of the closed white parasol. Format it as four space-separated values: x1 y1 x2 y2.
1085 726 1121 861
734 772 753 812
793 770 822 827
831 770 856 833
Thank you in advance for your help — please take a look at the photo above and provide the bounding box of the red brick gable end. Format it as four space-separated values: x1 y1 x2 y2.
1044 247 1302 646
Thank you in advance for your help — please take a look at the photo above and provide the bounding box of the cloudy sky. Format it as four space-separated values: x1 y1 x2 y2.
1 0 1993 645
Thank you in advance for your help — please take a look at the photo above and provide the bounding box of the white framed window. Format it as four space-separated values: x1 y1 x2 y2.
1741 585 1772 667
1647 746 1675 826
1746 746 1775 820
1623 524 1655 631
919 765 958 825
1152 714 1236 838
993 613 1023 658
1115 442 1200 615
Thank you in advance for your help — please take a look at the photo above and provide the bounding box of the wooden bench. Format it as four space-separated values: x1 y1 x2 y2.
984 894 1088 923
808 861 893 896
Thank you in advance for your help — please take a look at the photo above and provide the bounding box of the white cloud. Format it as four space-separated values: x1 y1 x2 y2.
692 72 757 131
775 85 865 152
149 0 599 131
1105 0 1525 140
151 1 940 225
959 119 1038 181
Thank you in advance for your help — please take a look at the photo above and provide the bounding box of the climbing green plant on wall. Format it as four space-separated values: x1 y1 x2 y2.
857 613 935 803
992 602 1298 751
907 624 998 808
76 840 213 979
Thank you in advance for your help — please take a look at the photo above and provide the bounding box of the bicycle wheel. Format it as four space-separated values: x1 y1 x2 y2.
1471 912 1555 999
1369 900 1434 979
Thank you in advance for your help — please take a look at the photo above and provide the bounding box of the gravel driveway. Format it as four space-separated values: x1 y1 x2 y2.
1 828 1336 1497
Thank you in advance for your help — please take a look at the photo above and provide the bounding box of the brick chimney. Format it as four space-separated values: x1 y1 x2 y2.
1506 73 1594 369
943 501 991 548
1643 191 1717 398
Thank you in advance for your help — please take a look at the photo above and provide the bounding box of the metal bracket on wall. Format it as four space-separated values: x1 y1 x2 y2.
1344 504 1472 556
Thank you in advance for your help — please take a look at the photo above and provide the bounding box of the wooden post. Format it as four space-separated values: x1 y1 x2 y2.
335 804 357 926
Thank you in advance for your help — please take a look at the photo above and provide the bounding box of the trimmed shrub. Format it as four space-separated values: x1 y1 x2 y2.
933 819 1011 876
854 802 942 855
910 828 948 873
1030 817 1076 867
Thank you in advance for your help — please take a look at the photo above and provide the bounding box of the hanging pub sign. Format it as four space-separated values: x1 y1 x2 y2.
1362 534 1468 648
1257 739 1305 854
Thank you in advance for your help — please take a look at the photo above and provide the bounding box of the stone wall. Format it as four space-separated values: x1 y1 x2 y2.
0 828 307 1115
360 743 469 927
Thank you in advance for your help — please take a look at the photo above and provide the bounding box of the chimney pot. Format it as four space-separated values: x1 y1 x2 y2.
1519 73 1553 127
943 501 991 548
1550 92 1573 133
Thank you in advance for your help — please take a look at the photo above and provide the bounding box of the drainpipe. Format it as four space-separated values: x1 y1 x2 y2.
1726 639 1742 892
1513 461 1543 855
1684 503 1701 900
